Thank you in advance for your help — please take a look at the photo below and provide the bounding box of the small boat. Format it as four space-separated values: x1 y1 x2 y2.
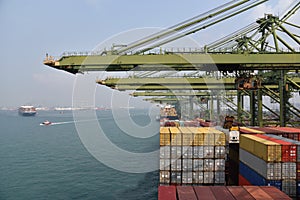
40 120 52 126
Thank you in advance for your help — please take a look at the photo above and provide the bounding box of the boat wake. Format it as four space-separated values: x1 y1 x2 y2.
39 118 105 126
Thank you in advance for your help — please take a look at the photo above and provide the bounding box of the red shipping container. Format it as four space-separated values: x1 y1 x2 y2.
243 186 274 199
252 127 283 134
194 186 216 200
177 186 197 200
227 186 255 200
239 174 252 186
209 186 235 200
158 185 176 200
255 134 297 162
260 186 292 200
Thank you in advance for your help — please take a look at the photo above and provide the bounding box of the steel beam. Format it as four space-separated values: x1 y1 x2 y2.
44 53 300 73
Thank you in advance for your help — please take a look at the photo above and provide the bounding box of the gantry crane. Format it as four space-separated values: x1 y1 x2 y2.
43 0 300 126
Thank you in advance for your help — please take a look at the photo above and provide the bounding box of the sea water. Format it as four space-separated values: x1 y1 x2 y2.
0 109 159 200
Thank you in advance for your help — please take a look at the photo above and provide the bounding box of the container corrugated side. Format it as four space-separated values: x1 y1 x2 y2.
193 159 204 171
240 134 281 162
194 186 216 200
158 185 176 200
203 172 214 184
170 127 182 146
160 146 170 159
282 179 296 197
264 134 300 162
255 134 297 162
170 171 182 184
192 172 204 184
209 186 236 200
227 186 255 200
182 146 193 159
215 146 226 158
239 161 282 190
282 162 296 179
160 171 170 185
260 186 292 200
160 159 170 171
182 159 193 171
240 148 281 180
214 132 226 146
182 172 193 184
160 127 170 146
243 186 275 200
179 127 194 146
177 186 198 200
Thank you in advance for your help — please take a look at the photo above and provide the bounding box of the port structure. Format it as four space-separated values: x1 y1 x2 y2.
43 0 300 127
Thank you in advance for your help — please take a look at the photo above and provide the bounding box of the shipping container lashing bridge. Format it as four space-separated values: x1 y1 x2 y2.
43 0 300 127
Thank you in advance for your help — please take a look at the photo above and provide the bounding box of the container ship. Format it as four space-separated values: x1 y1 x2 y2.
158 106 299 199
18 106 37 116
160 105 179 120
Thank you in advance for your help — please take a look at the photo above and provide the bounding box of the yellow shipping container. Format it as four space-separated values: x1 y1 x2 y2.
241 127 265 134
160 127 170 146
179 127 194 146
170 127 182 146
187 127 204 146
200 128 215 146
214 132 226 146
240 134 281 162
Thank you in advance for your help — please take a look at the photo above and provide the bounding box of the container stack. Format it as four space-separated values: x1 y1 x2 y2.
262 134 300 199
239 134 299 199
159 127 226 185
239 134 282 190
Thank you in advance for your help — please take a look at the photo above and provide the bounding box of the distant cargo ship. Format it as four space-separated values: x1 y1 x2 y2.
160 105 179 120
18 106 37 116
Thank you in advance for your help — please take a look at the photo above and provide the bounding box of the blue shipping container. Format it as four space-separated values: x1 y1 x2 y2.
239 161 282 190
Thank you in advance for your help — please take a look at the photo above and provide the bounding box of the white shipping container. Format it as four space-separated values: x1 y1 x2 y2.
203 146 214 158
160 146 170 159
214 171 225 184
171 159 182 171
282 162 296 179
282 179 297 197
193 171 204 184
182 146 193 159
240 148 281 180
193 146 204 158
204 159 214 171
182 172 193 184
193 159 204 171
171 146 182 159
182 159 193 171
215 146 226 158
215 159 225 171
160 159 170 171
204 171 214 184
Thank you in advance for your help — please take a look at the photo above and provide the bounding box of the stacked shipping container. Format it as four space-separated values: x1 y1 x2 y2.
239 133 300 198
159 127 226 185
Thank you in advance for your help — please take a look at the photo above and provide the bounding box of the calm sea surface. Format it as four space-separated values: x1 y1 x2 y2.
0 109 159 200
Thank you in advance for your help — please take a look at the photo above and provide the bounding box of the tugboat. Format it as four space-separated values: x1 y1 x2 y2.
18 106 37 116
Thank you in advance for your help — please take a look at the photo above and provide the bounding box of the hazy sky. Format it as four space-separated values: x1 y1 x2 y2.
0 0 299 108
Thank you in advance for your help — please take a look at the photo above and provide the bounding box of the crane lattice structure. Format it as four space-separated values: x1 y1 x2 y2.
43 0 300 126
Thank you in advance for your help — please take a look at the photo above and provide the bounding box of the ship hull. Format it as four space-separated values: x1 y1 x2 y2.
18 106 37 116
